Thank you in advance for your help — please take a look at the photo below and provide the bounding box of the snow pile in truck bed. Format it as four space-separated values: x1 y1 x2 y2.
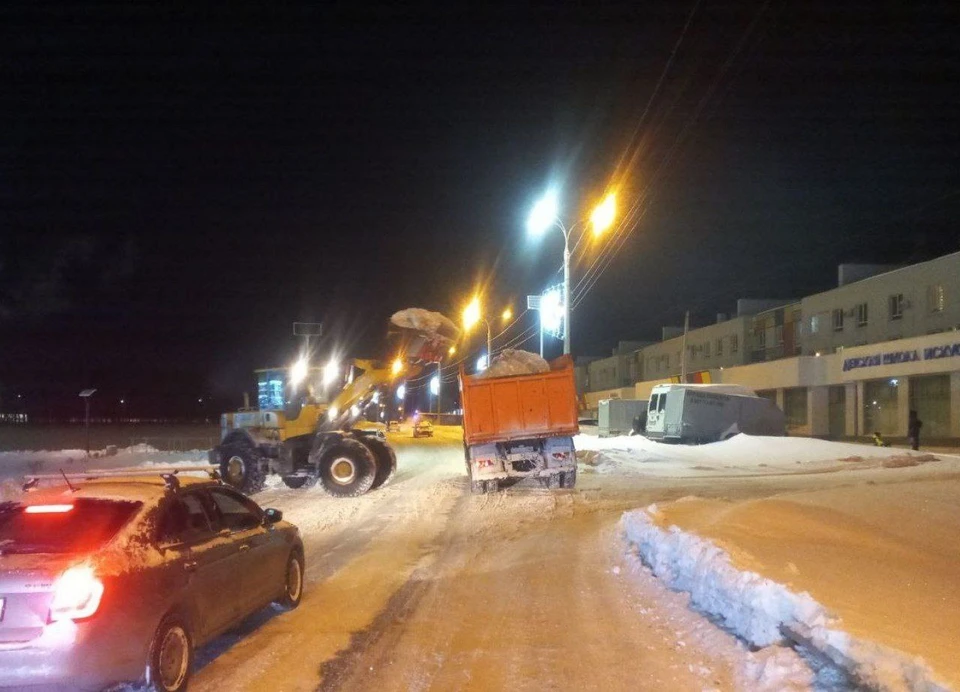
620 506 949 691
474 349 549 379
390 308 459 339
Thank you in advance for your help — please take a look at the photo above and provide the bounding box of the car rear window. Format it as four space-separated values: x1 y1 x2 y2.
0 498 142 554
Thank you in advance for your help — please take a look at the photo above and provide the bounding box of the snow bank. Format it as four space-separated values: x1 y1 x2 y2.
475 349 549 379
620 507 949 691
576 433 945 477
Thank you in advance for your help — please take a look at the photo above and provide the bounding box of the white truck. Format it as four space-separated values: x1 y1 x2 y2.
644 383 786 444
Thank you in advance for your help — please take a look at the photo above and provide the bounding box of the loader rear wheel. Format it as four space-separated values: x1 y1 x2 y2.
219 445 267 494
361 437 397 490
318 439 377 497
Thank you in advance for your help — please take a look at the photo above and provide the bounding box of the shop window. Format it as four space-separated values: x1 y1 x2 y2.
927 284 945 313
888 294 904 321
832 308 844 332
864 379 900 435
856 302 868 327
783 388 808 427
909 374 951 437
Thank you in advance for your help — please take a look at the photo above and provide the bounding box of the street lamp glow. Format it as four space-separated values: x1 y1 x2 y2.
527 191 559 236
448 345 456 356
322 360 339 386
462 297 481 331
591 192 616 236
477 355 488 371
391 357 404 376
290 356 309 386
430 375 440 396
501 306 513 322
540 287 564 335
396 383 406 400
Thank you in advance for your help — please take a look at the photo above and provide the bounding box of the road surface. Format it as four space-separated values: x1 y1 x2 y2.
186 426 957 691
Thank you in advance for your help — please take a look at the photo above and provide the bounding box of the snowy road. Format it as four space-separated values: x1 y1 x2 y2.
179 428 959 691
3 429 955 690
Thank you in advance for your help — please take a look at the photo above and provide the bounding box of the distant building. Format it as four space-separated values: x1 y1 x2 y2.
584 250 960 441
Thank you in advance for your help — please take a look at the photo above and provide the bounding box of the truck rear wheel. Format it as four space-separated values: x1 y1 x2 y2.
318 439 377 497
361 437 397 490
561 469 577 488
219 445 267 494
484 479 499 493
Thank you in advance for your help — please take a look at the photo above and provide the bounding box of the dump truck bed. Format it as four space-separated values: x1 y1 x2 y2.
460 356 579 446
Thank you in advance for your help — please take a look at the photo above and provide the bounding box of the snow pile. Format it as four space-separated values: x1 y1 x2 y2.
620 506 949 691
575 433 947 477
475 349 549 379
390 308 459 340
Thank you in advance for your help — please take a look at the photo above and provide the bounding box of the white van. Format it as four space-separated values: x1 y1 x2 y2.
645 383 785 443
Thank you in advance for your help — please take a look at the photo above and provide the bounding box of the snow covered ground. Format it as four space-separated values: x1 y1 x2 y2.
3 427 958 690
610 435 960 690
576 432 951 478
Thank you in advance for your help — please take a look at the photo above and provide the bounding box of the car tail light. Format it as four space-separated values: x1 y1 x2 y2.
49 565 104 622
25 504 74 514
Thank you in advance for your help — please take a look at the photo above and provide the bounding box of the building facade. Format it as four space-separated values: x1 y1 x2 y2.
587 250 960 441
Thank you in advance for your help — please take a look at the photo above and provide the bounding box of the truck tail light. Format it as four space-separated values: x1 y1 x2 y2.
49 565 104 622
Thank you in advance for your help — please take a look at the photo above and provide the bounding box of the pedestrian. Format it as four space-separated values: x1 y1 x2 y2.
908 410 923 451
873 431 889 447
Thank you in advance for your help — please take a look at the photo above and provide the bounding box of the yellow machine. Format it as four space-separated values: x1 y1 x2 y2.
211 321 450 497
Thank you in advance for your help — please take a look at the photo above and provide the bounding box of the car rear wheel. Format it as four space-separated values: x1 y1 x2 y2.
149 615 193 692
274 551 304 610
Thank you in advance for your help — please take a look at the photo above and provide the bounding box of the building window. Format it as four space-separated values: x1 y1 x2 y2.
927 284 945 313
810 315 820 334
756 329 766 349
783 388 808 427
888 294 904 321
731 334 739 353
716 338 723 356
704 342 711 358
832 308 844 332
775 324 784 344
856 302 868 327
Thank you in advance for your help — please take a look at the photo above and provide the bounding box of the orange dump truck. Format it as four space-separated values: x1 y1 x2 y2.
460 355 579 493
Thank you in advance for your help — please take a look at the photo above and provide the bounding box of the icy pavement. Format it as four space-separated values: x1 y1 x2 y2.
621 479 960 690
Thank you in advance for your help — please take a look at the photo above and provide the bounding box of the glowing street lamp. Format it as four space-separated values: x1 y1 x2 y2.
322 360 339 387
462 296 513 368
289 356 309 386
527 189 618 354
391 357 404 376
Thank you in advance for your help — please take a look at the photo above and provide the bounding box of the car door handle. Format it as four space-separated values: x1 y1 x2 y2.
183 561 198 572
239 544 251 553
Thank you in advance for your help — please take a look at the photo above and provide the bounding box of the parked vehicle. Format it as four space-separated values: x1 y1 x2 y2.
0 469 303 692
598 398 649 437
460 355 579 493
643 383 785 443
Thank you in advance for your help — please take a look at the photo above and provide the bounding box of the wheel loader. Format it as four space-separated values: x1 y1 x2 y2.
210 314 457 496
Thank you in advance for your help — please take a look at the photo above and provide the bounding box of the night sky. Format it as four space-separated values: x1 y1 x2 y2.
2 1 959 418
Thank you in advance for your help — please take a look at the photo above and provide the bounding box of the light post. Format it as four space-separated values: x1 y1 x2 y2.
527 191 617 354
79 389 96 457
462 297 512 369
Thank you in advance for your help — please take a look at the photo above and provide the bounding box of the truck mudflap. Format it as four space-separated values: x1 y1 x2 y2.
543 436 575 470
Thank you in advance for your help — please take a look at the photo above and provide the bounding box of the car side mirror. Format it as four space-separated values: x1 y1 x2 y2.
264 508 283 525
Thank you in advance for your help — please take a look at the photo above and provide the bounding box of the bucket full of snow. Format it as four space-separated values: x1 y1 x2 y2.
390 308 460 363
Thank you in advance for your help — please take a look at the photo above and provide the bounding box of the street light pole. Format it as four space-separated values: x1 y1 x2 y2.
562 226 571 355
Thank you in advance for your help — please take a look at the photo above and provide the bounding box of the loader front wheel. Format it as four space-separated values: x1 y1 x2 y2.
318 439 377 497
219 445 267 494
